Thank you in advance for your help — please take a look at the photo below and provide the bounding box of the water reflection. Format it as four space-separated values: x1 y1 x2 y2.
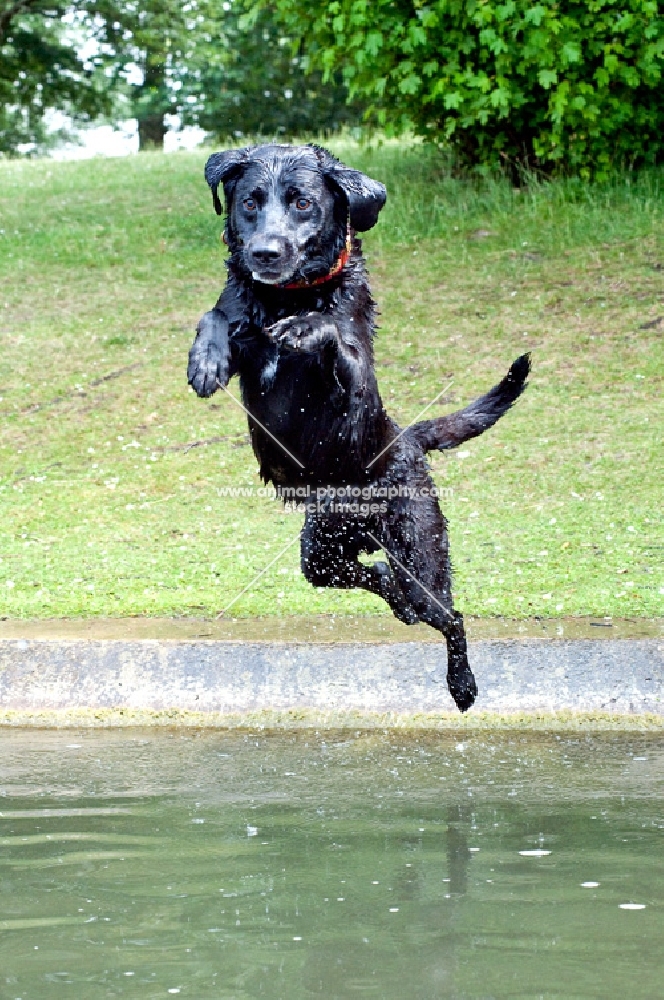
445 804 472 896
0 730 661 998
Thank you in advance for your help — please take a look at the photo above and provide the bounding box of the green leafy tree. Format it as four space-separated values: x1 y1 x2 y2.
0 1 213 154
176 4 363 141
120 0 364 148
1 1 363 155
0 0 115 153
109 0 187 150
263 0 664 176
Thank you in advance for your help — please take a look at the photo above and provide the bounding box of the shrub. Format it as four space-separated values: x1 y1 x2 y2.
265 0 664 177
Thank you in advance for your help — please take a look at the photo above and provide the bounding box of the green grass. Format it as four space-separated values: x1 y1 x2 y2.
0 141 662 620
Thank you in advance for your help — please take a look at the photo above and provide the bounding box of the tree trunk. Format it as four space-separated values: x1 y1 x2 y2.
138 113 167 151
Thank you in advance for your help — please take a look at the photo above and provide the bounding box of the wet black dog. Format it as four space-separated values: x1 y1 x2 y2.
188 143 530 712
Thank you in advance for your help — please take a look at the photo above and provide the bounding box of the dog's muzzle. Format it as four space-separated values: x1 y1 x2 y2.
246 236 296 284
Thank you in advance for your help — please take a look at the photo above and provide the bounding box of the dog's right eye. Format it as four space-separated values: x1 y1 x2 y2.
243 198 257 212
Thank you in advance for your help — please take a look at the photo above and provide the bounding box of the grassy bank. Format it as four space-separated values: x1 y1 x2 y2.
0 142 662 620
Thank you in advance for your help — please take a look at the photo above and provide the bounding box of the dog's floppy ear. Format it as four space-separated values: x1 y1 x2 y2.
204 148 250 216
312 146 387 232
328 166 387 231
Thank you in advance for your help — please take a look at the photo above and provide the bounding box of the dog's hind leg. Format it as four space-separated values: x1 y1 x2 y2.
300 513 418 625
378 502 477 713
442 611 476 713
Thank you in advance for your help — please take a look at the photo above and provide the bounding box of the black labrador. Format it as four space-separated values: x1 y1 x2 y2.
187 143 530 712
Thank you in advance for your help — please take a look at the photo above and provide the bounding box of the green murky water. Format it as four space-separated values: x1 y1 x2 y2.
0 730 662 999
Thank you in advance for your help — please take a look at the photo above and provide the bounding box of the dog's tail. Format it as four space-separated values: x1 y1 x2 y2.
406 353 530 454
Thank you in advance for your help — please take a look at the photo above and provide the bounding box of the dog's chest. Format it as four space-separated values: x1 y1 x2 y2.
246 351 330 427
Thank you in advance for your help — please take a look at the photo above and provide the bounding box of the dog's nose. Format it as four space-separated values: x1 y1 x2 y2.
250 242 284 265
246 236 295 282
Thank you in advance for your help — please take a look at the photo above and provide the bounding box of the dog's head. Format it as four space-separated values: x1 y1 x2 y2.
204 144 386 286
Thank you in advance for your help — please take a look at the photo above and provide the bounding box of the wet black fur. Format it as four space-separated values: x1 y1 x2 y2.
188 143 530 712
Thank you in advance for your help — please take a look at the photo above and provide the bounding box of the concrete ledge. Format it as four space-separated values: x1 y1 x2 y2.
0 637 662 726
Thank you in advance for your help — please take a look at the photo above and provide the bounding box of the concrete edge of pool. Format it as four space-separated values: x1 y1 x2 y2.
0 636 662 728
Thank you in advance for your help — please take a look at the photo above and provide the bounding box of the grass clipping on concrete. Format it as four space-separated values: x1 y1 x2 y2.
0 142 662 621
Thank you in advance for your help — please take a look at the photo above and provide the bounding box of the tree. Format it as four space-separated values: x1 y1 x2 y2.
262 0 664 177
0 0 115 153
115 0 364 149
107 0 186 150
1 0 364 155
176 3 364 142
0 1 197 153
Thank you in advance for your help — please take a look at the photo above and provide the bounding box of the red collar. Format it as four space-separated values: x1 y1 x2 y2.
281 226 352 290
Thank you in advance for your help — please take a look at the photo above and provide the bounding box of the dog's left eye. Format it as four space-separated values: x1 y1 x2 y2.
295 197 311 211
243 198 257 212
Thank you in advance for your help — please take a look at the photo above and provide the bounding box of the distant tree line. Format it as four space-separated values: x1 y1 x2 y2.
2 0 663 175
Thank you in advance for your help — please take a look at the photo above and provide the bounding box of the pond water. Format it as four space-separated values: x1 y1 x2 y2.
0 729 662 999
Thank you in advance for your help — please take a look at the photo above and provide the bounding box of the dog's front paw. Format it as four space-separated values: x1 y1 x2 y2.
187 340 228 398
265 316 331 354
